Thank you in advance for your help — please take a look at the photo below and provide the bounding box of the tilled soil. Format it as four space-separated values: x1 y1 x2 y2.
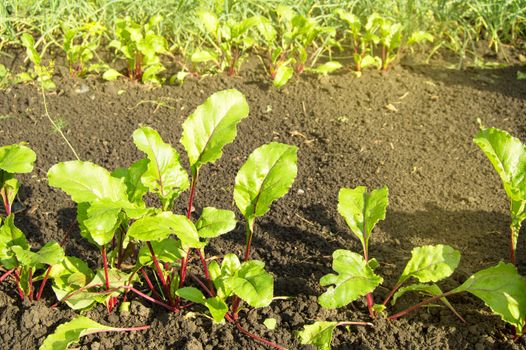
1 58 526 349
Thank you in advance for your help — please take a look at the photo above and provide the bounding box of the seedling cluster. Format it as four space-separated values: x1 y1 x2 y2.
1 90 525 349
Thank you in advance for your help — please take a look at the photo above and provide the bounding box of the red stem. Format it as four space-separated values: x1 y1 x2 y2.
387 291 455 320
140 268 161 300
101 246 110 290
28 268 33 301
0 268 14 282
179 173 199 290
243 221 254 262
1 188 10 216
146 241 171 303
14 269 24 299
36 265 53 301
382 281 402 306
84 324 151 335
124 286 178 312
189 273 214 297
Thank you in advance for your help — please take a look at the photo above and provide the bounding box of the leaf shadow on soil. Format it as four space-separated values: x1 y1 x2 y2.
407 64 526 101
379 203 521 276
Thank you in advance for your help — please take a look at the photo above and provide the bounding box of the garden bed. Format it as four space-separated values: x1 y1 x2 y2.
1 60 526 349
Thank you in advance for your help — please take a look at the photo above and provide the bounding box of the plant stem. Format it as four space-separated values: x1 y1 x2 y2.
189 273 215 297
387 291 455 320
178 171 200 291
124 286 178 312
382 282 402 306
510 226 517 265
140 268 161 300
146 241 171 303
362 213 375 318
243 220 255 262
40 82 80 160
0 268 14 282
36 265 53 301
14 269 24 299
84 324 151 335
1 188 10 215
28 267 33 301
101 246 110 290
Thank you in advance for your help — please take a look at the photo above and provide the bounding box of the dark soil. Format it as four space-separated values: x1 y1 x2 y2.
1 57 526 349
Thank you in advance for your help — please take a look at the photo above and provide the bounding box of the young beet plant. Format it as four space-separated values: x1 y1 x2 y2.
106 15 168 84
0 143 66 301
17 33 56 90
474 127 526 265
192 10 271 76
47 89 297 349
62 22 105 77
298 186 526 349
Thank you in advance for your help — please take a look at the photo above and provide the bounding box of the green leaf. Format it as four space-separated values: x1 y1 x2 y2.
297 321 338 350
452 262 526 334
407 31 433 45
318 250 383 309
225 260 273 308
176 287 206 304
398 245 460 284
263 318 277 330
39 316 146 350
197 11 219 35
133 126 189 208
112 159 149 205
273 64 293 88
102 68 122 81
137 238 184 265
517 71 526 80
20 33 41 65
128 212 200 247
191 49 219 63
142 63 165 84
234 142 298 221
196 207 236 238
48 161 128 203
337 186 388 250
82 200 122 246
0 214 29 269
12 241 64 267
205 296 228 323
50 256 94 298
0 143 36 173
473 128 526 201
221 253 241 276
180 89 249 172
1 175 20 210
307 61 342 75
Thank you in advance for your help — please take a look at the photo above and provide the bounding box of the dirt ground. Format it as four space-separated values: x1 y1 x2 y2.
1 57 526 349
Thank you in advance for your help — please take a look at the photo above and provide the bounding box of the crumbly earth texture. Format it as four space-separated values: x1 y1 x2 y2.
1 57 526 349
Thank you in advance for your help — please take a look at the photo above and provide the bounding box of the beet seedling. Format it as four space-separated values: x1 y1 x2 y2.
17 33 56 90
474 127 526 265
298 185 526 349
107 15 168 83
62 22 105 77
192 11 270 76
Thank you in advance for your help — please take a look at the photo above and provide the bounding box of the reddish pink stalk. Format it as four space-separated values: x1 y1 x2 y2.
146 241 171 304
101 246 110 290
1 189 11 216
140 268 161 300
388 291 455 320
14 269 24 299
234 322 287 350
36 265 53 301
0 268 15 282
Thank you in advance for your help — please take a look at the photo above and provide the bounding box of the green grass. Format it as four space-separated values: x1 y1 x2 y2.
1 0 525 66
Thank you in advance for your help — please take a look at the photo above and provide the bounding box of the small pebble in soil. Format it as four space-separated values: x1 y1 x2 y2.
184 337 203 350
